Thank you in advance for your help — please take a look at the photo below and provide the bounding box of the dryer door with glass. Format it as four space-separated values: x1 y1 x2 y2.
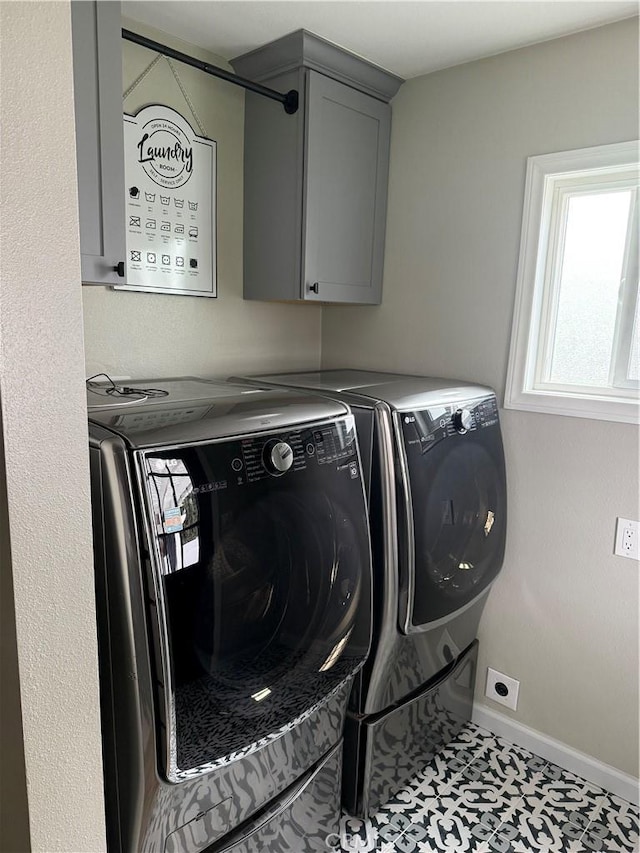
397 394 506 631
136 415 371 781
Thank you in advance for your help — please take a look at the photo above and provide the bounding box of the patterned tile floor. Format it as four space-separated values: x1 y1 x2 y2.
334 723 639 852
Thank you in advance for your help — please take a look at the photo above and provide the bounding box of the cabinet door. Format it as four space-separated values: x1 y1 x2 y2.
71 1 126 285
302 71 391 304
242 70 306 302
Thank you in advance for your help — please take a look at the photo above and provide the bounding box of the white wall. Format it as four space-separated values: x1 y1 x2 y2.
322 19 640 776
0 2 106 850
82 20 322 380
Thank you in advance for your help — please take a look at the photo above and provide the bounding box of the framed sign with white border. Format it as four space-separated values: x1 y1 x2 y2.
119 104 217 297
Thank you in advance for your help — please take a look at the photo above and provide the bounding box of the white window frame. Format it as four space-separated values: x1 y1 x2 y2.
505 140 640 424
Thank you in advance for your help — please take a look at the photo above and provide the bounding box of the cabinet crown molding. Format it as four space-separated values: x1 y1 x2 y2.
231 29 404 103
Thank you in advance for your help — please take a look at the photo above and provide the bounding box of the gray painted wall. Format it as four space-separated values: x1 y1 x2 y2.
82 20 322 381
322 18 639 777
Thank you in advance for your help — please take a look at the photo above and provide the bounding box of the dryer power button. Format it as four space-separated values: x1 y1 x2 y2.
263 440 294 475
453 408 473 434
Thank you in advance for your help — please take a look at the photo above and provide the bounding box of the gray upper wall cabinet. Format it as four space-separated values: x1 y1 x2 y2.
232 31 403 305
71 1 126 286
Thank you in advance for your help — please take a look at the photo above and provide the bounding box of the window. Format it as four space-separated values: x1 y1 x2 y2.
505 141 639 423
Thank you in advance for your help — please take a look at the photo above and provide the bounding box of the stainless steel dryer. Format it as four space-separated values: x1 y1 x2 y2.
87 377 372 852
233 370 507 818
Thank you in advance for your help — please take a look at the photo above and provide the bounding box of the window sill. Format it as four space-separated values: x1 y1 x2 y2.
504 387 639 424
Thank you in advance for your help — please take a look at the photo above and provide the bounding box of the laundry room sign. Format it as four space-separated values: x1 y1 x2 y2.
119 104 217 297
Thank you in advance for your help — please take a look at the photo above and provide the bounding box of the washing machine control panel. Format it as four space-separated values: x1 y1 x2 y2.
237 418 357 483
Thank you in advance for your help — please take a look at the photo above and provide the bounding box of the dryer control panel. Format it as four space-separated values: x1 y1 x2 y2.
401 394 499 453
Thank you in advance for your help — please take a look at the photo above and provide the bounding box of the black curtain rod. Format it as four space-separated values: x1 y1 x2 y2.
122 29 299 115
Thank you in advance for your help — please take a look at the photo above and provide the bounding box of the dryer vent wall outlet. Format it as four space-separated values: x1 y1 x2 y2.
485 667 520 711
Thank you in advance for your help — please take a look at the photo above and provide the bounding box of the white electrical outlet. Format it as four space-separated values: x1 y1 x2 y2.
614 518 639 560
485 667 520 711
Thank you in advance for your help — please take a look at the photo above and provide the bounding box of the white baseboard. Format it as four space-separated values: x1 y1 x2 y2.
472 703 639 806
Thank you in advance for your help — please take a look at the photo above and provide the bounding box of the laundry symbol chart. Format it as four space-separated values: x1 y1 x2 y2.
122 106 216 295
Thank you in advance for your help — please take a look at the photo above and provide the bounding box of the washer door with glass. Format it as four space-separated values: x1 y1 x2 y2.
137 416 371 780
398 395 506 630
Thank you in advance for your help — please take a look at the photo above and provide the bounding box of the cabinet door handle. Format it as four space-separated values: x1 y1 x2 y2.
113 261 126 278
309 282 319 294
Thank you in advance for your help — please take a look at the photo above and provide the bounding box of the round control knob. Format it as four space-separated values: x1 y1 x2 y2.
453 408 473 434
263 440 294 475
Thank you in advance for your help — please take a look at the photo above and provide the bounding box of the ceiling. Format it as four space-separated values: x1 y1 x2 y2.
122 1 638 79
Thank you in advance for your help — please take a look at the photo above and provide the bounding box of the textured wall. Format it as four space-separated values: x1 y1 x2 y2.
0 2 106 850
82 19 322 381
322 19 640 776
